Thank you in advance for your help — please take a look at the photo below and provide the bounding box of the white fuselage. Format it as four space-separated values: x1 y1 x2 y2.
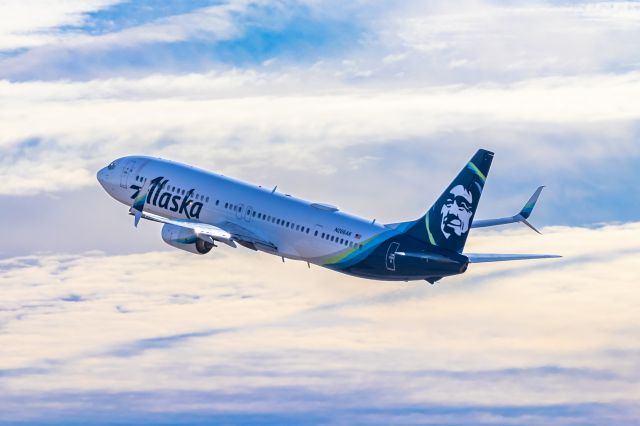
97 156 387 264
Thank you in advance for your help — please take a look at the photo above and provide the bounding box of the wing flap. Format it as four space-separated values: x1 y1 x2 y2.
395 252 459 263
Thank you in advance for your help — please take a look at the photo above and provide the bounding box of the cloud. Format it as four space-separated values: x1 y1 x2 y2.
0 223 639 423
5 1 640 82
1 70 639 198
0 0 125 50
0 0 364 80
370 1 640 83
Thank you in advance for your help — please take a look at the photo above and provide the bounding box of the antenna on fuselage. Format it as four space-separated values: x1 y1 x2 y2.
272 185 277 193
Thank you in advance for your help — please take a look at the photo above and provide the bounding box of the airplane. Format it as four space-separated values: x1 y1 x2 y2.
97 149 560 283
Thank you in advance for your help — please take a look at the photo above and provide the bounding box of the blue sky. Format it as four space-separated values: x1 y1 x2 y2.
0 1 639 425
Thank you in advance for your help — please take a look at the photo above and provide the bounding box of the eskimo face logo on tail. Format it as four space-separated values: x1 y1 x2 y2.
130 176 203 219
440 185 472 238
426 161 486 253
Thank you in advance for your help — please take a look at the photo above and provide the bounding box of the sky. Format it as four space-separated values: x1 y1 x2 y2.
0 0 639 424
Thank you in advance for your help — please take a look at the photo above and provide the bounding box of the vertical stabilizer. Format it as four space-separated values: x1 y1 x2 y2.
404 149 494 253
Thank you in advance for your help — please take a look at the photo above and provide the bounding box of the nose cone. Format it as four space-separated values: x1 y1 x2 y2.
97 166 109 189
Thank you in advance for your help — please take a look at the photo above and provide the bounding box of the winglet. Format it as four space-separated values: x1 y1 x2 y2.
471 186 546 232
517 186 544 233
519 186 545 220
522 219 541 234
129 180 153 227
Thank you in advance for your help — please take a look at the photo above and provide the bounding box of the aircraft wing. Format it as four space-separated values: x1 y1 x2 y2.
472 186 545 233
129 183 277 251
465 253 561 263
132 208 238 248
396 251 561 263
218 221 278 252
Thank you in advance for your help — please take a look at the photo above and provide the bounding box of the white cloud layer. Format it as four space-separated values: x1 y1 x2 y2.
0 0 124 50
368 1 640 82
0 222 638 423
1 70 639 197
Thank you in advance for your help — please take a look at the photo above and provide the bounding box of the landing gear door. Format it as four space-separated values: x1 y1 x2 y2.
385 242 400 271
120 159 137 189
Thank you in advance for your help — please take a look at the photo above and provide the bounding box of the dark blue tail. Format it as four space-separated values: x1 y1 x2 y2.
404 149 494 253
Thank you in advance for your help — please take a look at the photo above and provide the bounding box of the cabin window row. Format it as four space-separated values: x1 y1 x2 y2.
221 200 362 249
317 232 359 248
222 202 312 235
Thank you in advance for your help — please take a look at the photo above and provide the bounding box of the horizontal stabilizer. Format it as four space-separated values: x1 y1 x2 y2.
395 252 459 263
472 186 545 233
465 253 561 263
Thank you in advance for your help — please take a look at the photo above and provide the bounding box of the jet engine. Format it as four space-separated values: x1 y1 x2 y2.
161 223 214 255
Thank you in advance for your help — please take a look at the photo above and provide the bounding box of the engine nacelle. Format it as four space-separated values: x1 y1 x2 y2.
161 224 214 255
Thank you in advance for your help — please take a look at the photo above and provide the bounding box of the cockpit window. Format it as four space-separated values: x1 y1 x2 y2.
107 162 116 170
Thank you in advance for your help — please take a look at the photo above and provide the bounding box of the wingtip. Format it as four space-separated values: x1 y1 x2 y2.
519 186 546 220
133 210 142 227
522 219 542 234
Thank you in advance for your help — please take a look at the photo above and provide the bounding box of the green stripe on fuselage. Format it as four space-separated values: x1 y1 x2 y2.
321 229 397 268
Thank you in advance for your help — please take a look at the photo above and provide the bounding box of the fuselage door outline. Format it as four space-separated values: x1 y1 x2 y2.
385 242 400 271
120 159 136 189
245 206 254 222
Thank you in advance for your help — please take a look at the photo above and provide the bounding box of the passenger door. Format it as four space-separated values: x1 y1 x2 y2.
119 159 137 189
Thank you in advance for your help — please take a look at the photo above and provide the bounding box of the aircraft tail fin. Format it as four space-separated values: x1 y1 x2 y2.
404 149 494 253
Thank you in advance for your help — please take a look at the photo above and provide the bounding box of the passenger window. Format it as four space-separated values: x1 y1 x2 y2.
314 230 318 236
252 211 256 217
330 236 335 242
206 197 209 203
216 200 219 205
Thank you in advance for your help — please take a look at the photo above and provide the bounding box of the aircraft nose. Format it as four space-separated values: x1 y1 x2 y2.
97 162 116 188
97 166 108 185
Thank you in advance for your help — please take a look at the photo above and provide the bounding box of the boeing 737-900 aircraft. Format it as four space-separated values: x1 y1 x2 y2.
97 149 559 283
